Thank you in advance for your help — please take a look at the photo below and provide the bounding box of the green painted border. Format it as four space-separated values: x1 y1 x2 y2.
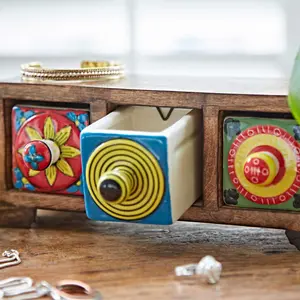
223 116 300 211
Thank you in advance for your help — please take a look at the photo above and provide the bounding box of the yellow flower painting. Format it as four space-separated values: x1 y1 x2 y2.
18 116 81 186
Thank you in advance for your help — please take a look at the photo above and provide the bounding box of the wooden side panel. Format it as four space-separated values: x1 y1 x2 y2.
4 99 17 190
0 97 6 191
90 101 112 122
0 96 37 226
202 106 219 211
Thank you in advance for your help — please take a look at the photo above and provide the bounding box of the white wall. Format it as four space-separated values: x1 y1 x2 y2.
0 0 299 79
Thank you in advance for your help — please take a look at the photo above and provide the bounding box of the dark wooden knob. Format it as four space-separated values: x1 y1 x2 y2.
99 179 122 202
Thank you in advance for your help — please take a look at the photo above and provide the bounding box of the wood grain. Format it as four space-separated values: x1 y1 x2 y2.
0 204 36 228
1 190 85 211
182 206 300 231
1 75 288 95
0 210 299 300
90 100 115 123
202 106 219 211
0 78 289 110
0 98 7 191
3 98 16 190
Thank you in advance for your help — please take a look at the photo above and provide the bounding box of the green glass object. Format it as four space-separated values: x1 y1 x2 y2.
288 49 300 124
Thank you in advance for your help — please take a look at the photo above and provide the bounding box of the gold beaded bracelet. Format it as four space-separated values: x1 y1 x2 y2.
21 61 125 81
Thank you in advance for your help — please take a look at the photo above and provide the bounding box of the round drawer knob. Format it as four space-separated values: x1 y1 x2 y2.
243 146 281 186
22 139 60 171
97 168 134 204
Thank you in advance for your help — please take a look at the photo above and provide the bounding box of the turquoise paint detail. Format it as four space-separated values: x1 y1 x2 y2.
13 167 35 191
66 175 83 193
13 106 35 132
23 144 44 170
66 112 89 131
80 132 172 225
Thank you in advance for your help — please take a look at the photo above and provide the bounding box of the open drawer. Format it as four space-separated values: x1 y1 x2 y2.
80 106 202 225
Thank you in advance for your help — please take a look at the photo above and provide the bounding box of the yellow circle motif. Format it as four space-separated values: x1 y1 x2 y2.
234 134 297 197
86 139 165 220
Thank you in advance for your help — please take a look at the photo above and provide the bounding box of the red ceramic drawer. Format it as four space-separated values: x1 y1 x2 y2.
12 105 89 195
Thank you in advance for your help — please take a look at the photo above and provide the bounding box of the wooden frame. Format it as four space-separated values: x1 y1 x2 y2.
1 76 298 230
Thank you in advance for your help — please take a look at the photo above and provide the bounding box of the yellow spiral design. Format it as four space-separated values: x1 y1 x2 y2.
85 139 165 220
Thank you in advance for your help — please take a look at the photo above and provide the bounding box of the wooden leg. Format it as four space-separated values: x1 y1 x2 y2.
0 206 36 228
285 230 300 250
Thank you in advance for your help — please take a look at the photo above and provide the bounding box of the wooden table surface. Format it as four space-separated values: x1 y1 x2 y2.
1 210 300 300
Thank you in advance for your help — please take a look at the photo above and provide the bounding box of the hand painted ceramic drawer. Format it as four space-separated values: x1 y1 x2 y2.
223 116 300 211
12 105 89 195
80 106 202 225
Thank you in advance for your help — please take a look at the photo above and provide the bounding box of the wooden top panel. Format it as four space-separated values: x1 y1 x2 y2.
0 75 289 110
0 74 288 95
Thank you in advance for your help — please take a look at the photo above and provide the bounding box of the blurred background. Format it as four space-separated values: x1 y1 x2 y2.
0 0 299 81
